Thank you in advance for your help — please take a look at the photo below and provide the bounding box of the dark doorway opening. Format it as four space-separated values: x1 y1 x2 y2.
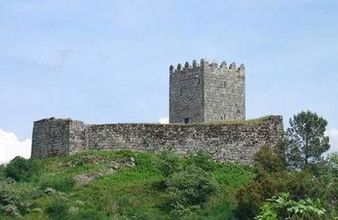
184 117 190 124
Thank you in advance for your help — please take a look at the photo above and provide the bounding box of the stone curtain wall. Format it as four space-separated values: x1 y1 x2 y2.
31 116 284 164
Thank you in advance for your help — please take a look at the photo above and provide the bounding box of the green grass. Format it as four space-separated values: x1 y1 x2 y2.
0 150 254 219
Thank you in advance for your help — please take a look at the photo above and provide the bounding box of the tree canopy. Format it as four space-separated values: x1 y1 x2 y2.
286 111 330 169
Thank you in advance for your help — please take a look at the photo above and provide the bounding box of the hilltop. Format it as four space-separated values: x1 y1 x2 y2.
0 150 254 219
1 146 338 219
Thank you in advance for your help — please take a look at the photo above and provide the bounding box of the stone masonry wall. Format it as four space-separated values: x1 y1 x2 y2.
31 118 71 158
31 116 284 164
69 120 87 154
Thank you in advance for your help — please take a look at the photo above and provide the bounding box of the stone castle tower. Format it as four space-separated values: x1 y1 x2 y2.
169 59 245 124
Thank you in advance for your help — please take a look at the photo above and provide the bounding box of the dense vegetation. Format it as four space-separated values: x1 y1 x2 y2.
0 111 337 219
0 150 254 219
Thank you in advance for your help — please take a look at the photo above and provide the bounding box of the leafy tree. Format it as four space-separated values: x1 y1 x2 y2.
286 111 330 169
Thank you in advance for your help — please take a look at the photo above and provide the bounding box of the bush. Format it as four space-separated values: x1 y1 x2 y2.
158 151 183 177
235 162 330 220
235 146 287 219
235 170 323 220
0 178 31 217
162 165 219 216
235 177 267 219
308 154 338 217
0 179 20 217
157 152 220 217
71 209 109 220
254 145 285 174
40 176 75 192
255 193 326 220
46 199 70 220
5 157 39 182
186 151 216 172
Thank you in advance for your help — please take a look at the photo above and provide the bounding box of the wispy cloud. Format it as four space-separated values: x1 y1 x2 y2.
0 129 31 164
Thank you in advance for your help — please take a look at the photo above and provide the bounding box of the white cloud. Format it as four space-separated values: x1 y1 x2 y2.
0 129 31 164
158 117 169 124
327 128 338 153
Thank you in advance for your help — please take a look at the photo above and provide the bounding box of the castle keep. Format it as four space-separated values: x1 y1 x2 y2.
31 59 284 164
170 59 245 124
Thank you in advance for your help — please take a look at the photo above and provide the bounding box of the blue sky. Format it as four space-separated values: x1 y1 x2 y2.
1 0 338 162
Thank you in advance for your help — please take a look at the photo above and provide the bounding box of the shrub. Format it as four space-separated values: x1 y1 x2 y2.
158 151 183 177
236 146 298 219
40 176 75 192
235 167 327 220
53 177 75 192
0 178 31 217
186 150 216 172
71 209 109 220
46 199 69 220
162 165 219 215
307 154 338 217
0 179 20 217
255 193 326 220
5 157 39 182
235 146 288 219
254 145 285 174
235 177 267 219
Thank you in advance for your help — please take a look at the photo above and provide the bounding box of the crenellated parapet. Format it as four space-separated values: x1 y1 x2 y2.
169 59 245 75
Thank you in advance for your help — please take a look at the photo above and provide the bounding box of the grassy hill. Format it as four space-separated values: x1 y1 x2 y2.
0 150 254 219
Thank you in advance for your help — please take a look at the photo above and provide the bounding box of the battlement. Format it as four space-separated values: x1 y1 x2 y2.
169 59 245 74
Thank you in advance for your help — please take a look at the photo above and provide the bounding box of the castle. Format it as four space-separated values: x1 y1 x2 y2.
31 59 283 164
